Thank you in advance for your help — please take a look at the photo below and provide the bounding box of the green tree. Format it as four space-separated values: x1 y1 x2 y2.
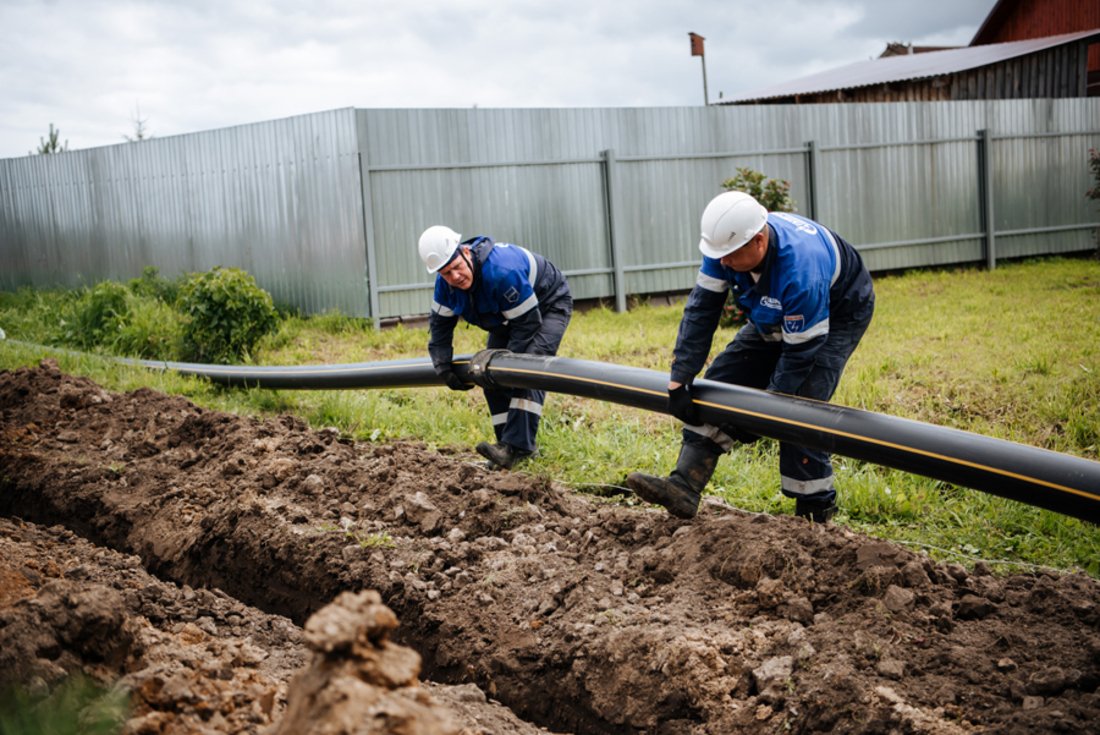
123 105 152 142
721 167 796 213
33 123 68 155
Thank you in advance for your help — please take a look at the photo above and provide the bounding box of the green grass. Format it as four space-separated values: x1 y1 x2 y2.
0 675 128 735
2 256 1099 576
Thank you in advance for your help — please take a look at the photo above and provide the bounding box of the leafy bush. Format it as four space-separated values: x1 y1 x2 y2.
127 266 181 305
65 281 131 350
53 280 184 360
721 167 796 214
717 167 797 328
177 267 277 364
113 297 184 359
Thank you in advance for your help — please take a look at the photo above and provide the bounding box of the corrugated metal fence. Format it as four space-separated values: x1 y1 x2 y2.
2 100 1098 323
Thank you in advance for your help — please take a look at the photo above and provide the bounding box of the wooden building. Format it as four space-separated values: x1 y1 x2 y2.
971 0 1100 95
725 0 1100 105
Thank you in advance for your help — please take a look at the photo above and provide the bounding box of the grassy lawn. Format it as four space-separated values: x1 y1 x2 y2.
2 256 1099 576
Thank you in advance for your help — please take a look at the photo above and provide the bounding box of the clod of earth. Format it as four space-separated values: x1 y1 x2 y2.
1 360 1099 734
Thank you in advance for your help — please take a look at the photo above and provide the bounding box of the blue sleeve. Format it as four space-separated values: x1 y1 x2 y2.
427 278 459 373
670 259 729 384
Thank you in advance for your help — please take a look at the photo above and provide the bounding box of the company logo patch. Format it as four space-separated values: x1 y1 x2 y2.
784 314 805 332
503 287 520 304
760 296 783 310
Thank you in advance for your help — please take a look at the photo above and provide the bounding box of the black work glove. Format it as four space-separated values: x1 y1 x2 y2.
439 368 474 391
668 383 702 425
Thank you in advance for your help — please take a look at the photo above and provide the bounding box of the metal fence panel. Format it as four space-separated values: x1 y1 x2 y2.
3 100 1098 323
1 108 367 315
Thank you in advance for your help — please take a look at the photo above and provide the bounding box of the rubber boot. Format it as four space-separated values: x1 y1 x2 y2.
795 499 837 524
476 441 536 470
626 443 720 519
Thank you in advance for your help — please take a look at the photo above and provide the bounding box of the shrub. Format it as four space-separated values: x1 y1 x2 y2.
717 168 797 328
127 266 181 305
112 297 184 359
721 167 796 214
66 281 131 350
177 267 277 364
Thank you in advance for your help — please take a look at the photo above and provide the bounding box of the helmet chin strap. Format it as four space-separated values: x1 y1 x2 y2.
460 247 476 289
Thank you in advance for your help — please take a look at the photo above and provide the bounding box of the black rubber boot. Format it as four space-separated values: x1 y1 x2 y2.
626 443 720 519
795 499 837 523
476 441 536 470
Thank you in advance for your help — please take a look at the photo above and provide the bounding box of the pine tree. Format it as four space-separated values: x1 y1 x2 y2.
33 123 69 155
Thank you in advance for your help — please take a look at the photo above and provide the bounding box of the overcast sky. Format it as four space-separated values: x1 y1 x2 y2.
1 0 996 159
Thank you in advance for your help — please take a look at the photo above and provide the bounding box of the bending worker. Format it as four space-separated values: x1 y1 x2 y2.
419 225 572 470
627 191 875 522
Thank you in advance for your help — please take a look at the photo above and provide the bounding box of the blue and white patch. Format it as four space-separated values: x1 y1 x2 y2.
760 296 783 310
503 286 520 304
783 314 805 332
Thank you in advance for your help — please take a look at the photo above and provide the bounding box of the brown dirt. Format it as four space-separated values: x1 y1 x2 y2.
1 359 1099 734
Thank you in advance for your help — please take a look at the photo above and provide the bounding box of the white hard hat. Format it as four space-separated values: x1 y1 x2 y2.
698 191 768 259
418 225 463 274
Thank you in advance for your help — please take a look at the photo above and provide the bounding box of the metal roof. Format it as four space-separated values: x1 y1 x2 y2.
725 28 1100 103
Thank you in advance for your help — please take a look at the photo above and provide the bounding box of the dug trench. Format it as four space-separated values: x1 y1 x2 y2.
2 360 1099 734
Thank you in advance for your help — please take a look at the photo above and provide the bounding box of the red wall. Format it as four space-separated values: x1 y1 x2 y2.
973 0 1100 71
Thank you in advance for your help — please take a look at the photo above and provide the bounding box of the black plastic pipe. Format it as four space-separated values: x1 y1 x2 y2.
122 355 444 390
126 350 1100 525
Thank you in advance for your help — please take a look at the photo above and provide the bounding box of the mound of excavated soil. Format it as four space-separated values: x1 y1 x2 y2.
1 360 1099 734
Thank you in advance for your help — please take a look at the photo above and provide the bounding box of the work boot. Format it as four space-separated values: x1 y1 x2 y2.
626 443 720 519
795 499 837 524
476 441 536 470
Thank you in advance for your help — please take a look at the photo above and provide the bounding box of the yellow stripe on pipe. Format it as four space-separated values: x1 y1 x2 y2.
494 365 1100 505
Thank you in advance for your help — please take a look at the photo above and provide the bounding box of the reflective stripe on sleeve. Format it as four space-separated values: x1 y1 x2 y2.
521 246 538 285
822 228 841 286
431 301 455 318
696 272 727 293
782 318 829 344
502 293 538 320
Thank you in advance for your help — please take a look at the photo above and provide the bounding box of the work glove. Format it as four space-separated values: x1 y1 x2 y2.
439 367 474 391
668 382 702 425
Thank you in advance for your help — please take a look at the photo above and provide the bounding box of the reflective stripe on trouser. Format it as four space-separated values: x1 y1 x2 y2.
683 301 873 507
485 389 543 451
484 298 572 452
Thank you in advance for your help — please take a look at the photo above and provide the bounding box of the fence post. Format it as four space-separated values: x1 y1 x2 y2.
358 152 383 329
977 128 996 270
601 148 627 313
803 140 818 221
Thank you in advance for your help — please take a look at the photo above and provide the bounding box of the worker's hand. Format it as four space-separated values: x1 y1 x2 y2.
668 382 701 425
439 368 474 391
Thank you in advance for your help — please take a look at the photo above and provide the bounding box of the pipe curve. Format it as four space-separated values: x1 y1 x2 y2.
128 350 1100 525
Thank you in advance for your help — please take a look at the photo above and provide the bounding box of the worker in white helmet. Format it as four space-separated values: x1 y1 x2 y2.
418 225 572 469
627 191 875 522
